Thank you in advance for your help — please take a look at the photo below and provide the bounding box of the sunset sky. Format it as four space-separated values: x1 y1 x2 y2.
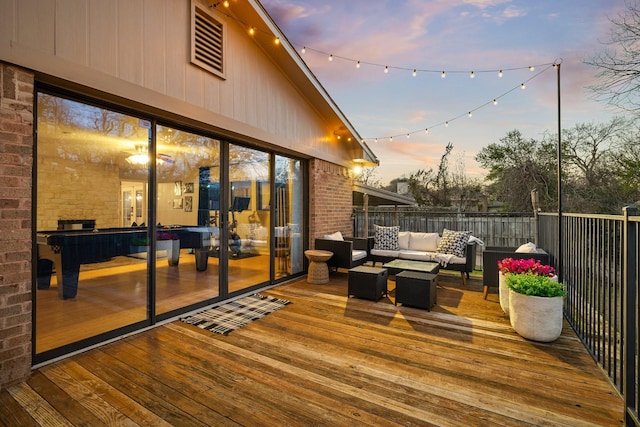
260 0 627 185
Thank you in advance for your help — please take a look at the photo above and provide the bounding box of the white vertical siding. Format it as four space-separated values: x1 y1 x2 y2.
0 0 356 163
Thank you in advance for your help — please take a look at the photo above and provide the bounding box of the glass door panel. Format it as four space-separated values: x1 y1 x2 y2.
275 155 304 276
155 125 221 315
228 144 270 293
35 92 150 354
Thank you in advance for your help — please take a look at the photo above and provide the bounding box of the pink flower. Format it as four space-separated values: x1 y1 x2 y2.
497 257 556 277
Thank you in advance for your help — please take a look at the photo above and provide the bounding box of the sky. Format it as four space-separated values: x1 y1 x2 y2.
260 0 628 186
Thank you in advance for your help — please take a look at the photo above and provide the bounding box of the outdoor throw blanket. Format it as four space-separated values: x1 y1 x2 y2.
180 293 291 335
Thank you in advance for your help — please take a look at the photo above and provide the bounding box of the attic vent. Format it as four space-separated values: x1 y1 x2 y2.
191 4 226 79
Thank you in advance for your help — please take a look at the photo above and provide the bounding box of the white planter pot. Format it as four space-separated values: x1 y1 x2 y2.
499 273 510 315
509 289 563 342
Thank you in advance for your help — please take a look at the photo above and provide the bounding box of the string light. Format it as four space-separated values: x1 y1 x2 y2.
210 3 559 144
406 133 410 138
364 64 555 143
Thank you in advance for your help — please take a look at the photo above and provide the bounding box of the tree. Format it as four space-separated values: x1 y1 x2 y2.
585 0 640 112
407 143 453 207
475 130 557 212
353 167 382 188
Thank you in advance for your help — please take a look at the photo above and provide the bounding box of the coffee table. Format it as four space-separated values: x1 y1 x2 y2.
382 259 440 276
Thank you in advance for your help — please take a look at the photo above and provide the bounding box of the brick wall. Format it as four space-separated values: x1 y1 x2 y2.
309 159 353 245
0 63 34 389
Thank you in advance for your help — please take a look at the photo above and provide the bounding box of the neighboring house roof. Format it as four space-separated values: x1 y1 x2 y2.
352 182 416 207
235 0 379 167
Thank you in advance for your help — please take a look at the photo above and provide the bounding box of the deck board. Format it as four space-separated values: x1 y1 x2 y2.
6 271 625 426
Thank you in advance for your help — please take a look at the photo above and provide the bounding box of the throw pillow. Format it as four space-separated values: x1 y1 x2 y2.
515 242 536 253
436 229 471 258
324 231 344 241
374 225 400 250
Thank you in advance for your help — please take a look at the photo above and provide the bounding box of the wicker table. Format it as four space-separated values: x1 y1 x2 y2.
305 249 333 284
395 270 438 310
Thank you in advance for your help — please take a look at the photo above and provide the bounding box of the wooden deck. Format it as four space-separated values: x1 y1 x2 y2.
1 271 625 426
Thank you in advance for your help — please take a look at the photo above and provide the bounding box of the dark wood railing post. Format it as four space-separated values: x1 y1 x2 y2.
622 205 638 426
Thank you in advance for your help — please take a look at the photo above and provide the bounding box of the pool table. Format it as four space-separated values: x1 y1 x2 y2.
36 227 216 299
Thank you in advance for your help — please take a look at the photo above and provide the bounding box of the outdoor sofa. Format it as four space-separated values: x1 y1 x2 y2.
369 227 479 285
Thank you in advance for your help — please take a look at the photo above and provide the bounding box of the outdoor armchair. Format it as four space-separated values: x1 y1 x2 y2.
314 234 373 271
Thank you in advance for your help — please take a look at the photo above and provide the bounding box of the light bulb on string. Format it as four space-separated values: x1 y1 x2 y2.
470 71 475 79
412 69 417 77
441 71 446 78
384 66 389 73
301 46 305 53
468 111 472 117
498 70 503 77
521 83 526 89
493 99 498 105
356 61 361 68
406 133 410 139
328 54 333 61
425 129 429 134
445 121 449 127
389 136 393 142
529 65 535 71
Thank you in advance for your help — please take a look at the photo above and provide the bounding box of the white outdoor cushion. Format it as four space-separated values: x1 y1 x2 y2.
515 242 537 253
370 248 400 258
398 231 411 250
398 250 436 262
408 232 440 252
352 250 367 261
323 231 344 241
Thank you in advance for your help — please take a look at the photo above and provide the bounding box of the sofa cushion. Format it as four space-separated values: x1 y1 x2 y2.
398 231 411 250
408 232 440 252
324 231 344 241
370 248 400 258
352 250 367 261
374 225 399 251
436 229 471 258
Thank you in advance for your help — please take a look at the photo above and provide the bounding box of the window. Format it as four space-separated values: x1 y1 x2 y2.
191 1 226 79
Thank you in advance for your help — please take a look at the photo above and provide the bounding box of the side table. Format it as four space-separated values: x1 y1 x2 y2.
305 249 333 284
395 271 437 310
348 266 388 301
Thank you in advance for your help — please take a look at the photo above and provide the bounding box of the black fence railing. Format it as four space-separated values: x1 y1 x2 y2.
354 207 638 425
539 210 639 426
353 209 537 248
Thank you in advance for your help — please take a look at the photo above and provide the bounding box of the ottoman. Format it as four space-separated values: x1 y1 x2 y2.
348 266 388 301
395 271 437 310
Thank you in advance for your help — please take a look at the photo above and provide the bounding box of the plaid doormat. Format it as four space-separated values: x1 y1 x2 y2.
180 293 291 335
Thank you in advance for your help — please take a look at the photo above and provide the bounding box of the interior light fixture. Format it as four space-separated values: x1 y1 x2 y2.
126 145 149 165
248 27 255 35
274 37 280 45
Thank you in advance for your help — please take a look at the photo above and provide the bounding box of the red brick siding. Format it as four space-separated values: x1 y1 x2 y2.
0 63 34 389
309 159 353 246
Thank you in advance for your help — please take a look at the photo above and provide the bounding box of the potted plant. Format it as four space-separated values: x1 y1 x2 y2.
506 272 566 342
497 257 556 315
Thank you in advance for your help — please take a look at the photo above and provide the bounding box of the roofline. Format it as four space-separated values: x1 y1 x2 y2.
249 0 379 166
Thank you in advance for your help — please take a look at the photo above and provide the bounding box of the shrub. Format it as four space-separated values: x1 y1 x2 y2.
506 273 566 297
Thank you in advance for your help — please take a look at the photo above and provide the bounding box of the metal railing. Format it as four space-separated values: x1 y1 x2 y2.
539 209 639 426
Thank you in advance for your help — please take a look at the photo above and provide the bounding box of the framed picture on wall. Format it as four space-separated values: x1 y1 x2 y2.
174 181 182 196
173 198 183 209
184 196 193 212
184 182 194 193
